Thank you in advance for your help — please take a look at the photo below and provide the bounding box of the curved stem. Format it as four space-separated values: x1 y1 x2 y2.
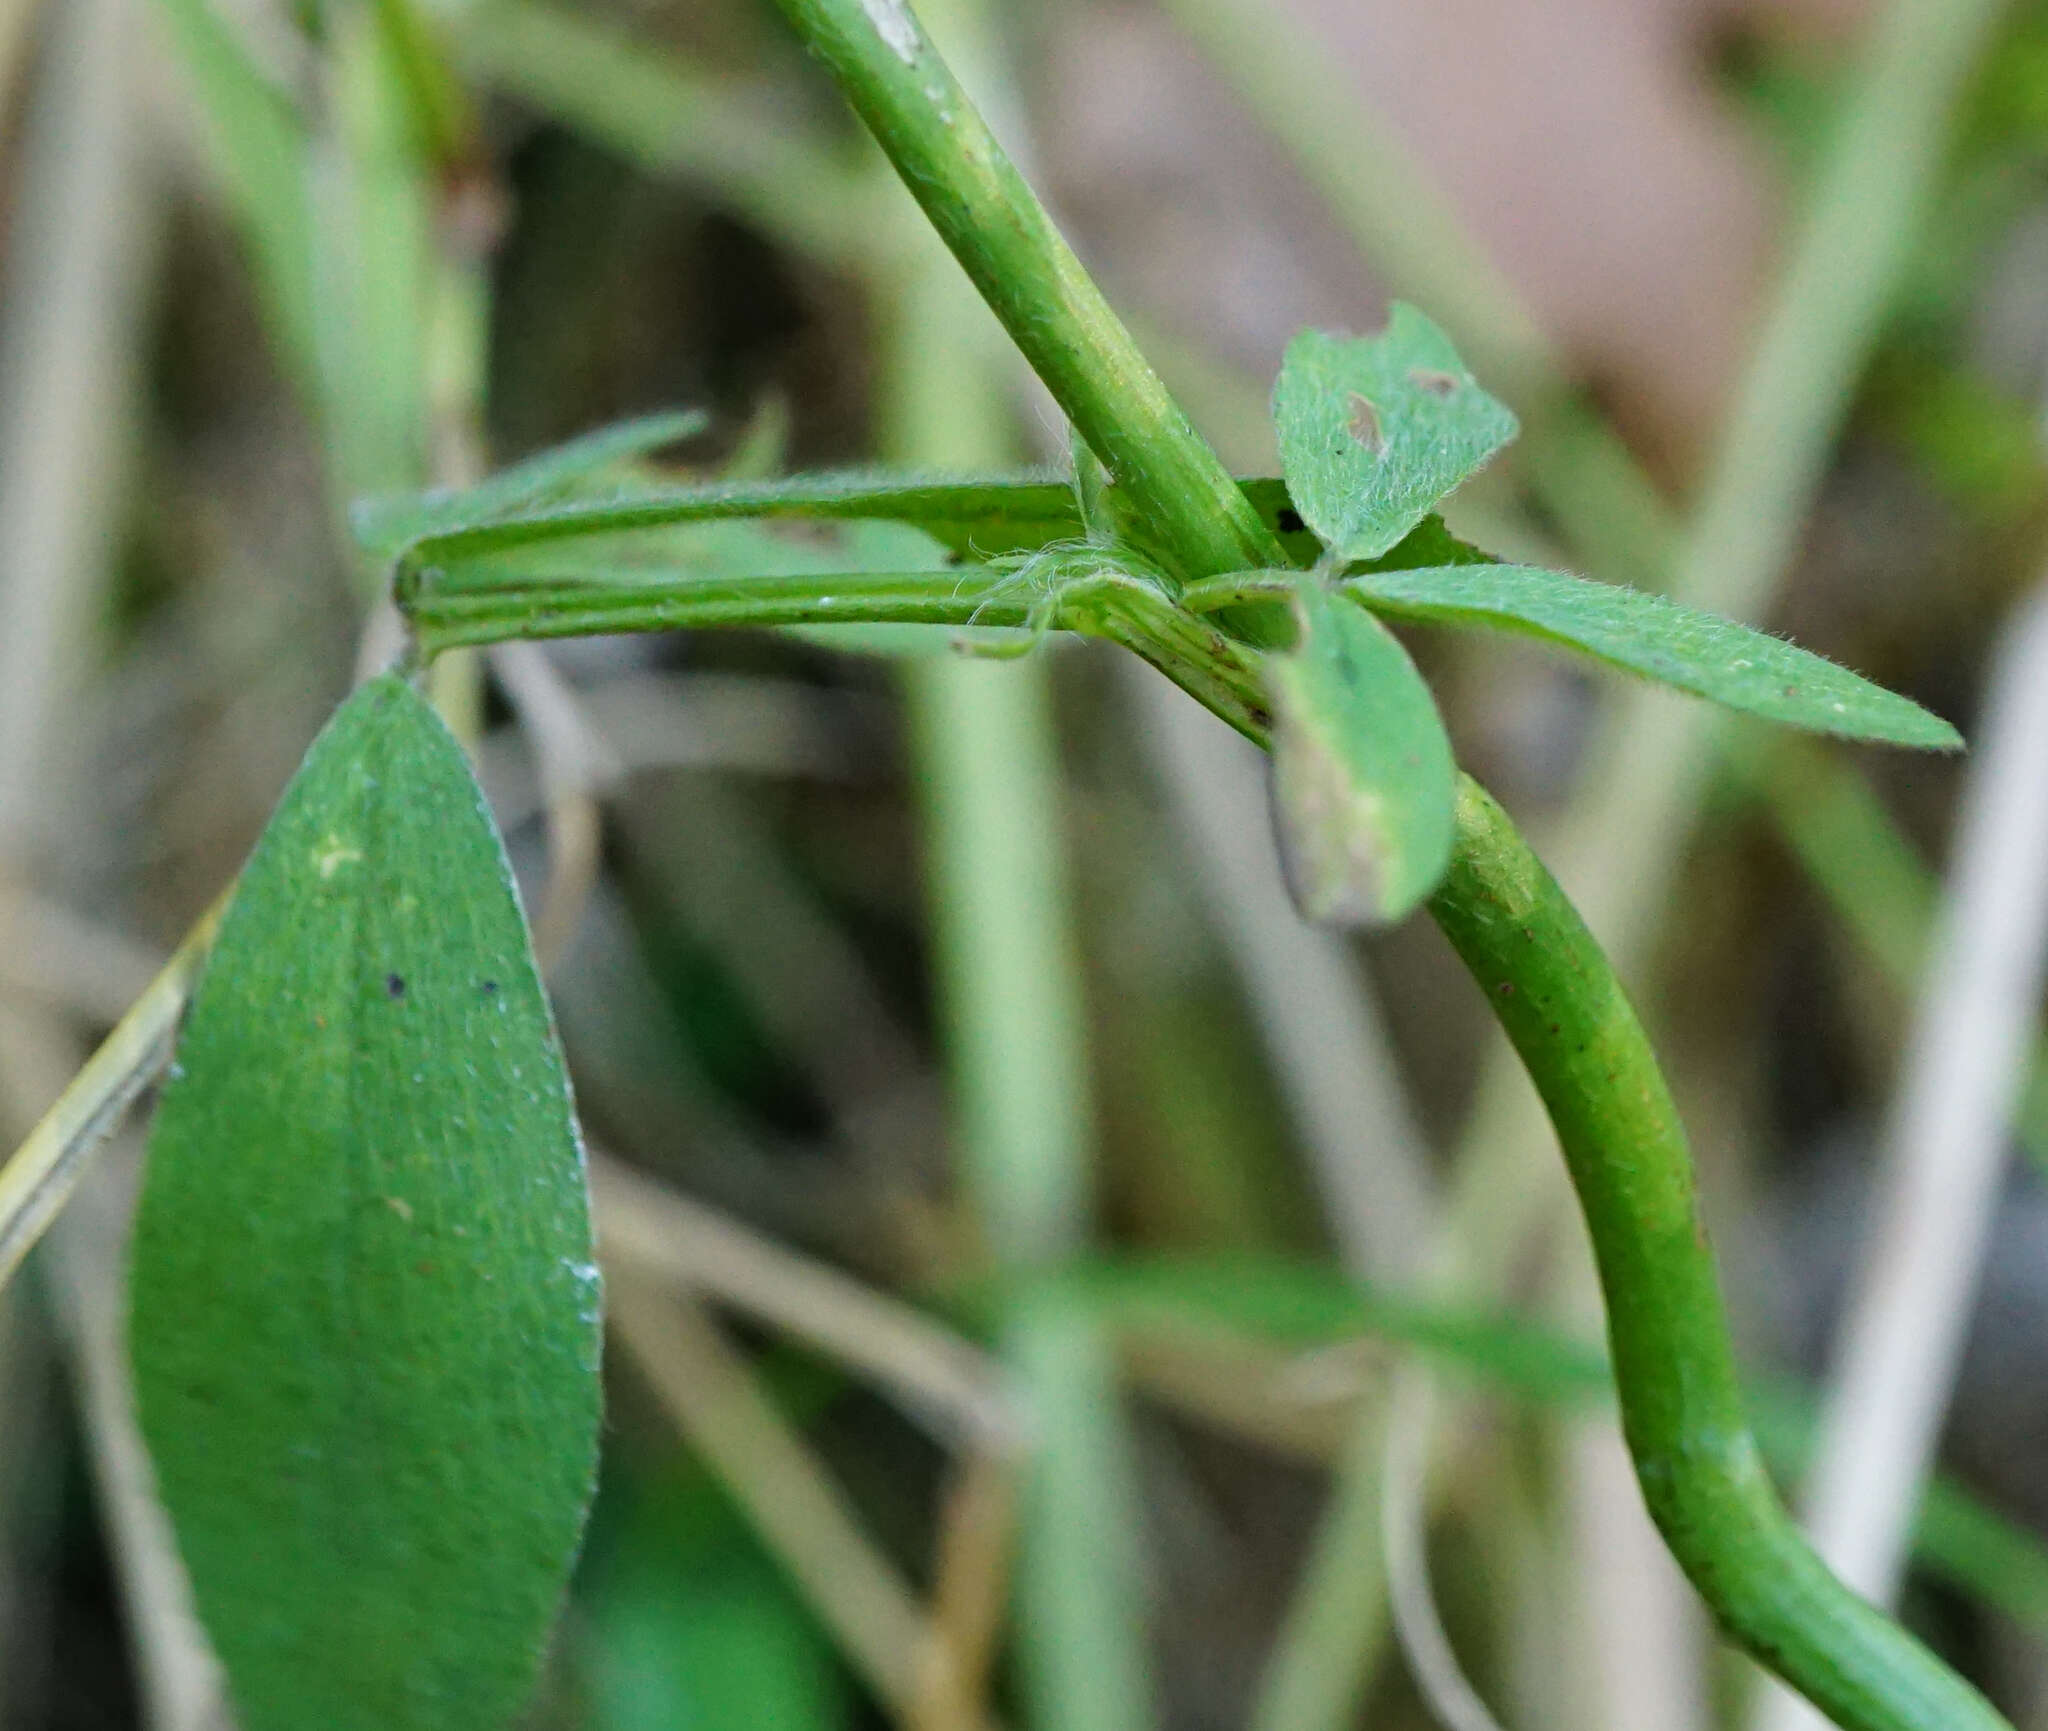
1428 775 2006 1731
386 0 2014 1722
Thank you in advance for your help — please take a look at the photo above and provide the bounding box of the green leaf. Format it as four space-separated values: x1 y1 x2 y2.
385 469 1090 571
351 410 712 559
130 675 602 1731
583 1471 849 1731
314 1 437 510
1264 577 1457 925
1272 306 1519 561
359 420 1339 576
1344 564 1964 751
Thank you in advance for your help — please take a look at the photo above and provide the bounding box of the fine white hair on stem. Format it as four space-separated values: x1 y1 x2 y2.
1753 582 2048 1731
1381 1367 1508 1731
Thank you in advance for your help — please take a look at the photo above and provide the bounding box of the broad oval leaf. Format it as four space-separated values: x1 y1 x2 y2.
129 674 603 1731
1344 564 1964 751
1266 577 1457 925
1272 307 1519 562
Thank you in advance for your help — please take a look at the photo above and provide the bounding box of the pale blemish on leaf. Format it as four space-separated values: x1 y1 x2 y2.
1346 394 1384 455
861 0 921 62
1272 307 1518 561
1264 578 1456 926
314 837 362 878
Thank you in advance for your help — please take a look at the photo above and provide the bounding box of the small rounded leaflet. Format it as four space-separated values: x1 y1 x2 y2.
1266 577 1458 927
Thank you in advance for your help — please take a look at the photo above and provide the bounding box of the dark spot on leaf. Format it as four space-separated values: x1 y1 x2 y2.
386 973 406 1000
1497 980 1515 997
1408 368 1458 397
481 979 498 995
766 520 841 550
1346 393 1384 453
1277 506 1306 535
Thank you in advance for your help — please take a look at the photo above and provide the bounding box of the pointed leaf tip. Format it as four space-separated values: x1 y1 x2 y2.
1343 564 1966 752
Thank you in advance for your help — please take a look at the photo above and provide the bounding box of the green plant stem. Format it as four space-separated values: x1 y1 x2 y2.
1164 4 2010 1715
756 5 2016 1725
768 0 1283 599
1428 776 2005 1731
401 563 1276 738
404 566 1017 650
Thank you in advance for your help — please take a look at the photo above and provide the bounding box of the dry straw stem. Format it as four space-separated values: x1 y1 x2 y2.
0 0 190 1298
1381 1370 1508 1731
486 641 619 972
44 1149 230 1731
1754 587 2048 1731
608 1278 977 1728
0 4 221 1720
0 891 224 1296
592 1151 1018 1451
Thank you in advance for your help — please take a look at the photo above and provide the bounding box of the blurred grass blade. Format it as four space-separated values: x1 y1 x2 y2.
1272 308 1518 562
312 0 435 510
1044 1255 2048 1640
149 0 317 382
582 1463 851 1731
1265 577 1457 925
368 0 476 169
130 675 602 1731
1343 564 1964 751
453 0 870 266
